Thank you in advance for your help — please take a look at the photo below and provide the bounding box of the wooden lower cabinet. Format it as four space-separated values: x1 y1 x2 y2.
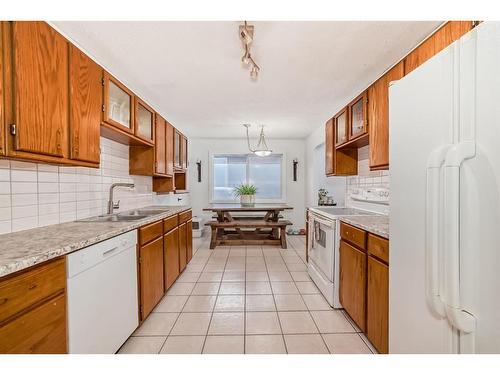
139 236 164 320
0 293 67 354
0 257 67 354
186 219 193 264
339 239 366 331
367 255 389 354
340 222 390 353
164 227 180 291
178 222 187 272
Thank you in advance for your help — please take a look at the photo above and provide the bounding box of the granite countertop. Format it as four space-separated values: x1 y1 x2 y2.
0 205 191 278
340 215 389 239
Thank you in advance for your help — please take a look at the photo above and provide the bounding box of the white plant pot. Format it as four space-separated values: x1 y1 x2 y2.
240 194 255 207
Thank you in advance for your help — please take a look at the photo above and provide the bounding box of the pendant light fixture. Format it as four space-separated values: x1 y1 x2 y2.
244 124 272 157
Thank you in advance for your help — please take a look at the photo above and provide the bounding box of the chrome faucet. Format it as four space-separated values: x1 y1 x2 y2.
107 183 135 214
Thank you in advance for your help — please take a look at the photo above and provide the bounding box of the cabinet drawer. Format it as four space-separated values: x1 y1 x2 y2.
340 222 366 250
0 293 67 354
367 234 389 264
139 220 163 246
0 257 65 323
178 210 192 224
163 215 179 233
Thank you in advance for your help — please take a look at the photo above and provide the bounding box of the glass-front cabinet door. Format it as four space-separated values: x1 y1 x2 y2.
103 72 134 134
174 129 181 169
349 91 368 140
182 136 188 170
335 107 348 146
135 98 155 144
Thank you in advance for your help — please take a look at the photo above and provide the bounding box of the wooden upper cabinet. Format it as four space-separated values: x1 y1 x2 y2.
348 91 368 140
174 129 182 170
325 118 334 176
135 98 155 144
181 135 188 170
368 61 404 170
69 45 102 165
405 21 473 75
11 21 69 159
334 107 348 146
103 71 134 134
155 114 167 176
165 121 174 176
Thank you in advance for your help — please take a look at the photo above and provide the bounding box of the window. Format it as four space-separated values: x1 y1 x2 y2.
211 154 284 202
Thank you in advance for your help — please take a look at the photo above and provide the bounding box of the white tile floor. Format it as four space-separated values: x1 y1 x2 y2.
118 234 375 354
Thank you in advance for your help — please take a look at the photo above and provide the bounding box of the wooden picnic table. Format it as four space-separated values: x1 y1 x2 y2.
203 203 293 249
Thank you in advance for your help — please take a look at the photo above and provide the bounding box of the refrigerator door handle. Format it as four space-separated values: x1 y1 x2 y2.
425 145 452 318
443 141 476 334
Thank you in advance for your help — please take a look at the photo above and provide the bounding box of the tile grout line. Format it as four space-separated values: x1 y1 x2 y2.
264 246 288 354
200 244 230 354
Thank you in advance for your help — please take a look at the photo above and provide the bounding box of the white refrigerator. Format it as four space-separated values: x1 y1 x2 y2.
389 22 500 353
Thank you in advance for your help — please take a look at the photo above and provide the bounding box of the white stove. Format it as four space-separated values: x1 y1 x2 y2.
307 206 379 308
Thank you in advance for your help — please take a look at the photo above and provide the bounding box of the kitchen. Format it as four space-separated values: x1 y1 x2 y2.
0 1 499 371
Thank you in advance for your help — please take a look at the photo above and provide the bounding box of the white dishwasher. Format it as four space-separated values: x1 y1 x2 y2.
67 230 139 354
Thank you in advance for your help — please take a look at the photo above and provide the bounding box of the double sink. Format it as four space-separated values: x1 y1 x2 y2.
78 208 170 222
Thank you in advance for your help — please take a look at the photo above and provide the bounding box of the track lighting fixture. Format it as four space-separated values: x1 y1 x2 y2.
239 21 260 80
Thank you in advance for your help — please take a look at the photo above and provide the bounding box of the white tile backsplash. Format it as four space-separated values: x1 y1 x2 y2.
0 137 154 234
346 145 390 209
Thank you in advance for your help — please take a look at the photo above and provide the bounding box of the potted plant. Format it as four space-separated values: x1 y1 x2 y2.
234 184 258 207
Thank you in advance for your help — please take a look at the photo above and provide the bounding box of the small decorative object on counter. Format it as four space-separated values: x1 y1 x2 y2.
233 184 258 206
318 188 337 206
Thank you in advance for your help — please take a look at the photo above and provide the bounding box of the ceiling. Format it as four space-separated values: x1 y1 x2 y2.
52 21 441 139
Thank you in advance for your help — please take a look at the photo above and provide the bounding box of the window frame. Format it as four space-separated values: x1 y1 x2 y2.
209 152 287 204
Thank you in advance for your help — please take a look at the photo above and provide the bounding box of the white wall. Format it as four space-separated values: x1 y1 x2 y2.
305 125 390 209
311 143 346 207
0 137 155 234
188 138 307 230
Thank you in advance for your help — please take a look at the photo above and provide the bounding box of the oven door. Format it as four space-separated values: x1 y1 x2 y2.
308 214 335 282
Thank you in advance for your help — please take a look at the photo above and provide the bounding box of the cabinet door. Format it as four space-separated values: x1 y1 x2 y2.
348 91 368 140
0 23 4 156
339 240 366 331
139 236 164 320
182 136 188 170
12 21 69 158
174 129 181 169
135 98 154 144
334 107 348 146
178 222 187 272
155 114 166 175
165 121 174 176
325 118 334 175
186 219 193 264
103 72 134 134
164 227 180 291
367 256 389 354
0 293 67 354
69 45 102 165
368 61 404 170
404 22 473 75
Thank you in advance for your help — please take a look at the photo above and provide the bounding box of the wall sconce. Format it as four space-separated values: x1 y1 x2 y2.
196 160 202 182
293 158 298 181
